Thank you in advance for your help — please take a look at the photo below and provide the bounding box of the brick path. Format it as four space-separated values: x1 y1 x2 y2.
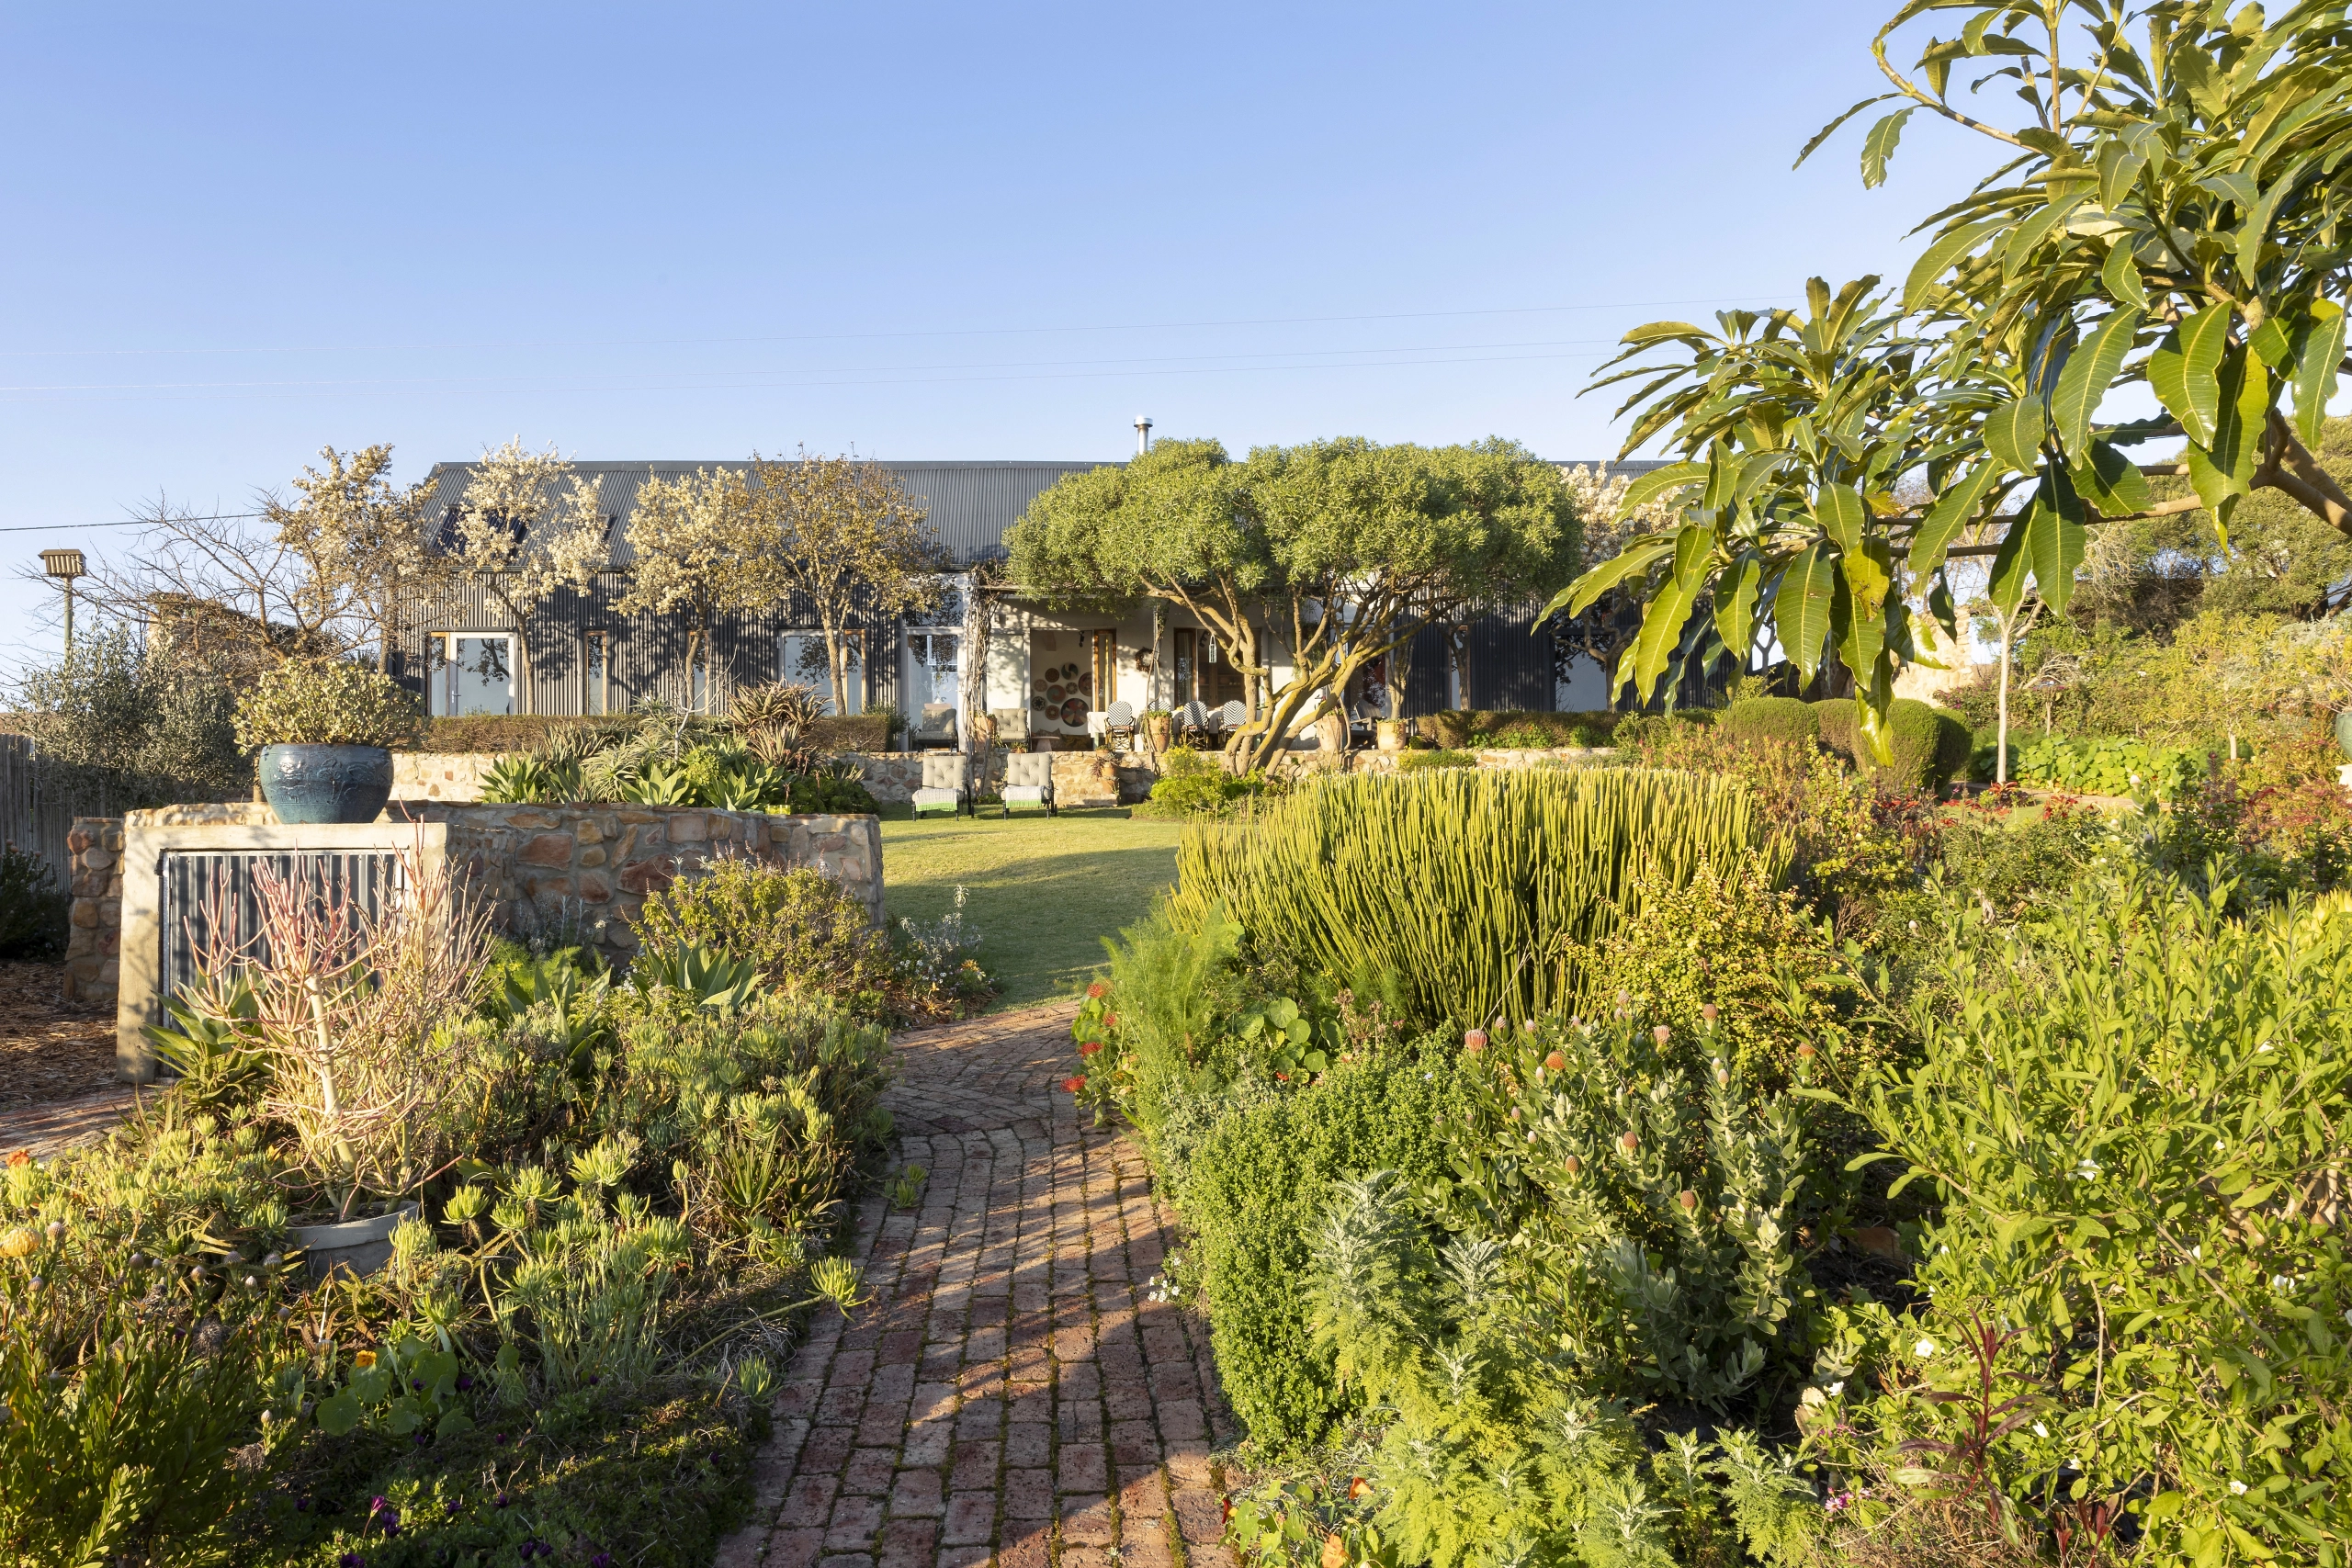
718 1000 1238 1568
0 1085 142 1163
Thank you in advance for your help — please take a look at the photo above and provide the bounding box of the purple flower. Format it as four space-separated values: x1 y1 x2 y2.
340 1555 366 1568
296 1497 311 1513
494 1432 509 1446
493 1492 511 1508
412 1378 426 1392
591 1555 613 1568
446 1499 462 1516
413 1431 431 1445
456 1373 475 1391
369 1496 390 1515
585 1373 600 1386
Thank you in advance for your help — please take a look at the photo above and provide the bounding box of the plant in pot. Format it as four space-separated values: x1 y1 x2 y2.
1143 708 1174 753
233 658 422 824
180 849 492 1275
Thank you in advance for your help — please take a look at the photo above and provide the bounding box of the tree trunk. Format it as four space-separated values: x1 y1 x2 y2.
1995 617 2012 787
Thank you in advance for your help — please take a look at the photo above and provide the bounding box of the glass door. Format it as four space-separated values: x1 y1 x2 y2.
782 631 862 714
429 634 514 716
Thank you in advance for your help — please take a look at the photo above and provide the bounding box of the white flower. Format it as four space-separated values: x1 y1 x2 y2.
2192 1245 2202 1260
2230 1481 2248 1496
1914 1337 1937 1359
1826 1381 1845 1396
2033 1422 2048 1438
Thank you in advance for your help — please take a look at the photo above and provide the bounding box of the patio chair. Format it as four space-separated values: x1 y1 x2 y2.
1000 750 1055 817
1175 700 1212 746
910 752 968 820
910 704 958 750
1104 700 1137 750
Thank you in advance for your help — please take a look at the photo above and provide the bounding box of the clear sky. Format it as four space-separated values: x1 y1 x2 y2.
0 1 2007 679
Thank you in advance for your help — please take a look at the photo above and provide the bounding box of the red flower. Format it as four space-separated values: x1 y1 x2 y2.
1102 1012 1118 1031
1087 981 1109 1000
1061 1076 1086 1093
1079 1041 1102 1056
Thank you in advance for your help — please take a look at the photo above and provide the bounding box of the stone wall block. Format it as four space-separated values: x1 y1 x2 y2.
519 832 576 867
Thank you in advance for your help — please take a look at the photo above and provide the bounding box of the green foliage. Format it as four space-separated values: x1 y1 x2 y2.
12 624 248 812
2015 732 2211 800
631 858 896 1014
1426 710 1620 750
0 842 68 960
1137 748 1276 818
232 657 422 750
1841 874 2352 1562
143 966 275 1108
1583 852 1859 1089
1394 747 1477 772
1165 769 1781 1029
1813 697 1971 794
1718 695 1821 752
1186 1046 1473 1457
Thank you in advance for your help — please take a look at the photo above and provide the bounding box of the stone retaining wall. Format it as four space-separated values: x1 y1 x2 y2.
393 751 499 802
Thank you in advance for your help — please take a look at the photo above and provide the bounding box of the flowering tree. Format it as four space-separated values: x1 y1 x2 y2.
616 468 769 711
447 439 610 715
739 450 939 716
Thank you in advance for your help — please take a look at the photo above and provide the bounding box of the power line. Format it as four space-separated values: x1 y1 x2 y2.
0 294 1785 361
0 513 262 536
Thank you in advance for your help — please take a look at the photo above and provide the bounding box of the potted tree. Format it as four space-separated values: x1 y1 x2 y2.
233 659 422 824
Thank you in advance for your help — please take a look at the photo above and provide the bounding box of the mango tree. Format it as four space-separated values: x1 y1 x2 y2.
1557 0 2352 755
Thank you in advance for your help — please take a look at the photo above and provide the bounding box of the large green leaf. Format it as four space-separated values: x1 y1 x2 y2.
1713 551 1764 659
2293 300 2346 449
1780 544 1837 683
2070 441 2152 517
1814 482 1868 553
2185 345 2272 536
2147 305 2232 447
1618 461 1705 516
1904 216 2007 311
1628 578 1699 702
1984 396 2049 477
1545 536 1673 620
1909 460 1999 577
1860 107 1913 188
1986 512 2032 619
2099 238 2148 311
2022 467 2088 616
2050 307 2143 460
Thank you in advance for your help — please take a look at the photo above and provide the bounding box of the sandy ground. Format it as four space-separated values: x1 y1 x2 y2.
0 960 119 1109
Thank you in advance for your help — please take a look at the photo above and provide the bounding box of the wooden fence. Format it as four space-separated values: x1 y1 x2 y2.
0 732 74 880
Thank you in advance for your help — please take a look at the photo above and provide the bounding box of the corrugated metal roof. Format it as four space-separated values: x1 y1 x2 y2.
418 456 1672 571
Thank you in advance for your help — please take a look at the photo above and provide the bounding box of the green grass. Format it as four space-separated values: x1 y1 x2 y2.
878 807 1189 1009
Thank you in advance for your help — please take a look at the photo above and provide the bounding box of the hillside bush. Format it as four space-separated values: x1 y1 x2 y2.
2014 733 2210 798
631 858 898 1015
1164 769 1779 1029
1422 709 1619 750
1136 748 1277 818
0 844 68 959
11 625 247 811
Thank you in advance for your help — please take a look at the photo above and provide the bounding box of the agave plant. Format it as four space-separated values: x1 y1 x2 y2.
636 941 762 1013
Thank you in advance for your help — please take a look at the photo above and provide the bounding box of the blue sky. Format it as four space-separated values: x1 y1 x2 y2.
0 1 2003 677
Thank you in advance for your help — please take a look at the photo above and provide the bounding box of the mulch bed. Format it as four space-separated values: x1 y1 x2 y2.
0 960 119 1110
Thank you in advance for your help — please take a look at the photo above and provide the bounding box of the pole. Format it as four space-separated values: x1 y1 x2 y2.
62 578 74 656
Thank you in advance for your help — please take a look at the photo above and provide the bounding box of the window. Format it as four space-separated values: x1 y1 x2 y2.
584 630 609 716
781 631 862 715
905 631 959 712
1172 628 1195 706
427 634 514 716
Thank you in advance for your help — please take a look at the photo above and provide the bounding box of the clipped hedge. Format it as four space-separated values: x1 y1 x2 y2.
1184 1049 1471 1456
1812 698 1972 793
1423 709 1619 750
1718 695 1820 750
409 712 892 758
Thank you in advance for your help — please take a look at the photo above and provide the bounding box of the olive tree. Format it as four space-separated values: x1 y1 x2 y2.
1564 2 2352 756
1009 436 1578 772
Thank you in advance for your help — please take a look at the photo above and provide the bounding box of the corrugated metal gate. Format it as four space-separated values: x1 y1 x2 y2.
158 850 406 1005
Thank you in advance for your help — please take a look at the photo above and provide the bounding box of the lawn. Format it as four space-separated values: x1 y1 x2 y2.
878 807 1191 1008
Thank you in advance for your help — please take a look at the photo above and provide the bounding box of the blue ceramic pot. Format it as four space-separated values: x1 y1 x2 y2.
258 744 394 825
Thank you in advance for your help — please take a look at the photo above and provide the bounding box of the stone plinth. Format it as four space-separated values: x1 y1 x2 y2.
393 751 499 803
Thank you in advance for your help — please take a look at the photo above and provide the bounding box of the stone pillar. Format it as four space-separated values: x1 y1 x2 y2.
62 817 123 1008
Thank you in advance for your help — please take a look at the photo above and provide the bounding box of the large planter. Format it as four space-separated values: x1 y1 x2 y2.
2336 709 2352 761
259 744 394 824
1145 714 1173 754
1374 719 1405 752
290 1201 420 1280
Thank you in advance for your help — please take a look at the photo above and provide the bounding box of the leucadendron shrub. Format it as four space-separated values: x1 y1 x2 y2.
232 657 422 750
1821 873 2352 1562
632 857 897 1015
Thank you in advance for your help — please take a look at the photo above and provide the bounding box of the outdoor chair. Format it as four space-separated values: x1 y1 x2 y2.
910 704 959 750
1175 700 1212 746
910 752 968 819
1104 701 1137 750
999 750 1055 817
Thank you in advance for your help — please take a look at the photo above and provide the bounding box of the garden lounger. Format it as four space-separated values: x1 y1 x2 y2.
1000 750 1055 817
911 752 968 819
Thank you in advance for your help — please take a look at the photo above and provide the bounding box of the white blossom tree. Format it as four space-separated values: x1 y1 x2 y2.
447 439 610 715
616 467 767 711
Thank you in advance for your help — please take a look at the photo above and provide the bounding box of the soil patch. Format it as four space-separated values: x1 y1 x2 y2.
0 961 119 1109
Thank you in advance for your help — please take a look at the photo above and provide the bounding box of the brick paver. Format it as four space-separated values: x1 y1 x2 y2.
718 1000 1238 1568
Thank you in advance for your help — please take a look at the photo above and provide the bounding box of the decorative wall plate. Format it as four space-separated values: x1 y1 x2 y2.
1047 683 1065 703
1060 697 1086 726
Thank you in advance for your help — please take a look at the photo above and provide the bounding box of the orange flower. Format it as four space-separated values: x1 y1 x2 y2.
1102 1013 1118 1031
352 1349 378 1369
1087 981 1109 1000
1543 1050 1566 1072
1061 1076 1086 1093
1079 1041 1102 1056
1463 1029 1487 1054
